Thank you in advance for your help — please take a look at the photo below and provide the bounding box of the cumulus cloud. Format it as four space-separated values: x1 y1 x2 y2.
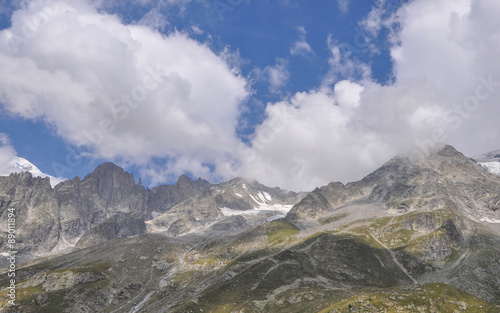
290 26 313 56
384 0 500 154
238 83 395 191
242 0 500 190
0 0 248 183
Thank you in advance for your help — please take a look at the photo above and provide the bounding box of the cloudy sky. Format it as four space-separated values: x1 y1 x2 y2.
0 0 499 191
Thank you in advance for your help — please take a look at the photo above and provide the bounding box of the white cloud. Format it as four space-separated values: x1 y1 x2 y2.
337 0 350 13
0 0 249 183
238 84 394 191
290 26 313 56
137 8 170 31
323 36 372 87
239 0 500 191
191 25 203 35
0 134 18 176
253 59 289 94
359 0 386 37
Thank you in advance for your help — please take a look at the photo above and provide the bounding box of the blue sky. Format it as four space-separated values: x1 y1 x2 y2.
0 0 499 191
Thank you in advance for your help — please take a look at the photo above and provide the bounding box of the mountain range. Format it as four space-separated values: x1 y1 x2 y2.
1 145 500 312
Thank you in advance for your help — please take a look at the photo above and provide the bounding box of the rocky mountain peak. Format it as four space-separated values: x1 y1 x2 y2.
362 145 485 186
427 144 475 167
85 162 133 180
195 177 211 187
176 174 195 188
436 144 465 158
361 155 417 185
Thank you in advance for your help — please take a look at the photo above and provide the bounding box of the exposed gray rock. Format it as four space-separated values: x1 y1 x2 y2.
74 212 147 249
209 216 249 233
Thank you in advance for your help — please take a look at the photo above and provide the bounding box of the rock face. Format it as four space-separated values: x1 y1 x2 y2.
74 212 147 249
0 172 60 255
0 163 209 256
147 174 211 219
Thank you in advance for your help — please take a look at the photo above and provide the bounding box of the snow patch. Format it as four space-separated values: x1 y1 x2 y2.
257 203 293 213
257 192 267 203
220 207 266 216
479 162 500 175
249 191 274 207
262 191 272 201
480 217 500 224
234 193 243 198
242 183 248 190
219 204 293 217
249 194 262 205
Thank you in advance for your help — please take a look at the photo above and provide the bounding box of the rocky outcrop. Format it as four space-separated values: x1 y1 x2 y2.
147 174 211 218
286 181 365 220
0 172 60 254
405 219 464 263
208 215 249 233
74 212 147 249
19 270 107 291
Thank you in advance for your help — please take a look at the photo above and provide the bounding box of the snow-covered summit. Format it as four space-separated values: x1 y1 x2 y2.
1 157 66 187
